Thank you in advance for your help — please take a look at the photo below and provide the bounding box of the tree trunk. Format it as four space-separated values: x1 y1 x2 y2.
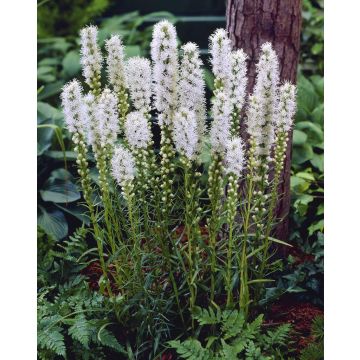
226 0 302 241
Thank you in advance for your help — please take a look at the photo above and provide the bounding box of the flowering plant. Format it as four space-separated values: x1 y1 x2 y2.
61 21 296 324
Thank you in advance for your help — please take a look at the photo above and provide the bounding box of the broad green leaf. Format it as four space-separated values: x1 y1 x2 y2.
308 220 324 235
292 144 314 164
291 176 310 193
296 172 315 181
38 208 68 240
40 179 80 203
310 153 324 172
292 130 307 145
37 80 65 101
62 50 81 77
125 45 141 58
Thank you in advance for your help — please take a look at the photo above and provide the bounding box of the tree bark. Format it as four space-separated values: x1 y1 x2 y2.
226 0 302 241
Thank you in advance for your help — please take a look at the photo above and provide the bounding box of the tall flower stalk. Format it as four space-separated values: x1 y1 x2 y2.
150 20 178 227
173 108 200 314
223 137 245 307
61 80 113 297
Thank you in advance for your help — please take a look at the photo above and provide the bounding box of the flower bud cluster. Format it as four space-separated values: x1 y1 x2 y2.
80 25 102 95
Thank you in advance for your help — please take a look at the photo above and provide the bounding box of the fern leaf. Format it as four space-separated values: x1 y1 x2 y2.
244 314 264 340
38 325 66 357
218 339 239 360
221 310 245 339
168 339 212 360
68 314 91 348
264 323 291 347
192 306 220 326
97 327 127 355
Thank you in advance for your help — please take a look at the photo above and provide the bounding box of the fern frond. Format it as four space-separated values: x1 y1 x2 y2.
221 309 245 339
300 342 324 360
97 327 127 355
263 323 291 348
192 306 220 326
168 339 213 360
68 314 92 348
243 314 264 340
38 325 66 357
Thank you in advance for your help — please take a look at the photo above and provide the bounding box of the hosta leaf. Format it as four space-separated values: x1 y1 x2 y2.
62 50 81 77
40 179 80 203
38 207 68 240
292 130 307 145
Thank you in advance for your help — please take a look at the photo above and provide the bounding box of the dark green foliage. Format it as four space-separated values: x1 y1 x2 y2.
300 315 324 360
38 0 110 38
169 307 291 360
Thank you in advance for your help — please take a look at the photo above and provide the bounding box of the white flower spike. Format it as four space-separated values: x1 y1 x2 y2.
111 145 136 188
124 111 152 149
209 28 232 91
61 80 86 136
126 57 152 114
277 82 297 132
150 20 179 126
179 42 207 141
209 90 232 154
173 108 199 160
105 35 127 93
80 25 103 90
224 137 245 177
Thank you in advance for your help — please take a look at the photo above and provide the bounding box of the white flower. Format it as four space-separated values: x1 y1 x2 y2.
80 25 103 87
246 94 274 156
179 42 207 141
224 137 245 177
61 80 86 135
253 42 279 122
277 82 297 132
111 145 136 188
209 28 232 90
124 111 152 149
94 89 120 148
209 90 232 154
150 20 179 126
126 57 152 113
105 34 127 92
82 93 99 150
230 49 248 112
173 108 198 160
246 43 280 157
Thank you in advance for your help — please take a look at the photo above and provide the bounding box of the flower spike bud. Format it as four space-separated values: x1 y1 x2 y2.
230 49 248 113
95 89 120 148
151 20 179 125
173 108 199 160
209 28 232 91
277 82 297 132
111 144 136 189
105 34 127 93
126 57 152 114
125 111 152 149
80 25 103 94
224 137 245 177
209 90 232 154
61 80 86 136
179 42 207 142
